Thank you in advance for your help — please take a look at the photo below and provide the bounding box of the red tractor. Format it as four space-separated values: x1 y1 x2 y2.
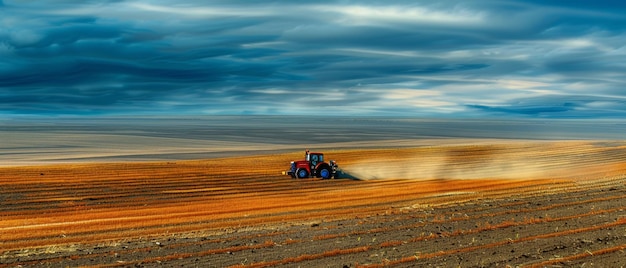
283 150 338 179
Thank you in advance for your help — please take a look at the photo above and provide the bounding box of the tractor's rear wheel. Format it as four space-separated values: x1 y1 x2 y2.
296 168 309 179
318 167 332 179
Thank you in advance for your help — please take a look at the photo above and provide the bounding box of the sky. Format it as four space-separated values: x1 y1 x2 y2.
1 0 626 118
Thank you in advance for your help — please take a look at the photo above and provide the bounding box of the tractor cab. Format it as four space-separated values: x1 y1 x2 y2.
306 151 324 171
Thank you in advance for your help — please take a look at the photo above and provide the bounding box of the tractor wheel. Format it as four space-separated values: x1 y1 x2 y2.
318 167 332 179
296 168 309 179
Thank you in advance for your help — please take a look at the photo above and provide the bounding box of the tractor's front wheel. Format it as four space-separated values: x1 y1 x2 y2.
296 168 309 179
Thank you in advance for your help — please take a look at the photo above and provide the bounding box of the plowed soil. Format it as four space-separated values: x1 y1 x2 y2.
2 141 626 267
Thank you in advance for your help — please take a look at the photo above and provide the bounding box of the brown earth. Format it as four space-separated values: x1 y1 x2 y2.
1 141 626 267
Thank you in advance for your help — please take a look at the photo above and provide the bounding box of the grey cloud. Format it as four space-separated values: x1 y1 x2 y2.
0 0 625 117
468 95 626 118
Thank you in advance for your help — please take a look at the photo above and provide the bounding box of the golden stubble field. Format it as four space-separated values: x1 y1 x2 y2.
1 140 626 267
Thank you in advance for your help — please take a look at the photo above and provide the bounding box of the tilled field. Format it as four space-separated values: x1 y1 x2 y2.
1 141 626 267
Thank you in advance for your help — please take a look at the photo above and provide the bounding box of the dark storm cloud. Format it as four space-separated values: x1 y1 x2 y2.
468 95 626 118
0 0 625 116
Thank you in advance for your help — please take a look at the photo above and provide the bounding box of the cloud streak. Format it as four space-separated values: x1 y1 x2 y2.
1 0 625 117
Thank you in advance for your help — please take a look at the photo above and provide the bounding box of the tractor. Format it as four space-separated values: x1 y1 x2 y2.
283 150 338 179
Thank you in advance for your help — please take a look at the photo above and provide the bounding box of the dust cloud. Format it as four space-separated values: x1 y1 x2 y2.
338 142 608 181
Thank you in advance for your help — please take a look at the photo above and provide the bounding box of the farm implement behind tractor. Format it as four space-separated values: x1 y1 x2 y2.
282 150 338 179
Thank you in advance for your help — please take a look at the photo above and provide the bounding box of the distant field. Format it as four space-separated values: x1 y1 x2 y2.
2 141 626 267
2 116 625 166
